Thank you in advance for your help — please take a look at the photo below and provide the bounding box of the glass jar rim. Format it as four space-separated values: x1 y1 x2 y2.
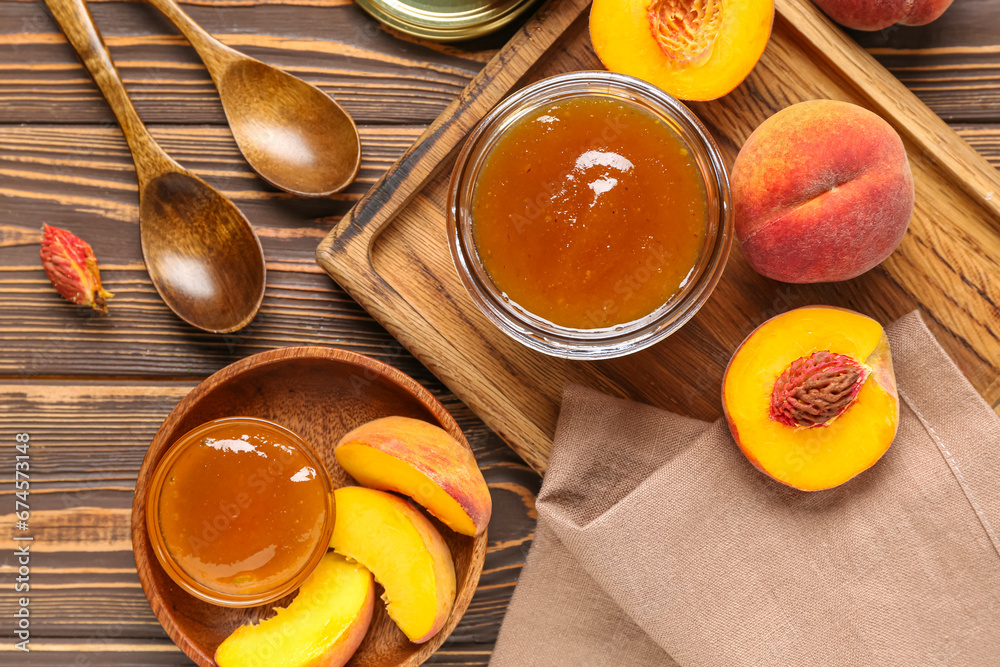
354 0 538 42
447 71 733 359
145 416 334 608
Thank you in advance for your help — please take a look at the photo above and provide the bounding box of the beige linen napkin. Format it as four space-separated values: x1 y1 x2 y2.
491 311 1000 666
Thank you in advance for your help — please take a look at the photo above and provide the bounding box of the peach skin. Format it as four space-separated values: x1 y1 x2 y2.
732 100 913 283
723 306 899 491
335 416 491 537
813 0 954 31
215 552 375 667
330 486 456 644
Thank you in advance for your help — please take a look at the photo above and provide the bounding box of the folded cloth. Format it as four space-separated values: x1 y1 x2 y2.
491 311 1000 667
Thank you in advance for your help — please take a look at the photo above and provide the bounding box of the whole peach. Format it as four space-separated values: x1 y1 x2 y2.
732 100 914 284
813 0 954 31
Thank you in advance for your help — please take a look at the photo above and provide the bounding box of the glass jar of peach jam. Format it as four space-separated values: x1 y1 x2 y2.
447 71 732 359
145 417 334 607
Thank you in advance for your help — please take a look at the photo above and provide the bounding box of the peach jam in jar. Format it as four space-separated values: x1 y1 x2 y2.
146 417 333 607
471 94 707 329
448 72 732 359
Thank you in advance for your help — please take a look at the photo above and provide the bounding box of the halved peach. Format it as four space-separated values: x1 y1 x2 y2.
590 0 774 101
330 486 456 643
335 416 491 537
722 306 899 491
215 552 375 667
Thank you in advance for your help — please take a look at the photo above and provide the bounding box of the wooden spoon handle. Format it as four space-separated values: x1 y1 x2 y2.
43 0 174 180
144 0 240 74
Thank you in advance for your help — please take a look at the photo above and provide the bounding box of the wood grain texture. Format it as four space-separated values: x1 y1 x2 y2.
0 123 418 377
847 0 1000 123
0 1 486 125
0 382 539 665
0 0 998 663
0 0 996 126
317 0 1000 474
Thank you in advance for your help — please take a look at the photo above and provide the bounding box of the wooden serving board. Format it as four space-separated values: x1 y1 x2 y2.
317 0 1000 474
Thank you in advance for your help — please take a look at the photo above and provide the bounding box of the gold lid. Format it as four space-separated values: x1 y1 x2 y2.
356 0 538 41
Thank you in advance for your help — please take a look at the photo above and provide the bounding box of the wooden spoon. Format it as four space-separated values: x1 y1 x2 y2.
44 0 266 334
145 0 362 197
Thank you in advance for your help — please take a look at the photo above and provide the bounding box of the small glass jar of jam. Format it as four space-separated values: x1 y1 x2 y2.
448 71 733 359
145 417 334 607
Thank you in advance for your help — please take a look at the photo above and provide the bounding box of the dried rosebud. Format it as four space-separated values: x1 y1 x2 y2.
39 223 114 314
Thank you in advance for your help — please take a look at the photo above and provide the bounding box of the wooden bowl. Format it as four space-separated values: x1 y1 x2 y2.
132 347 487 667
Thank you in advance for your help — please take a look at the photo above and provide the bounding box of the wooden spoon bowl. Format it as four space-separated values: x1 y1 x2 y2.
145 0 362 197
216 58 362 197
132 347 487 667
138 171 266 333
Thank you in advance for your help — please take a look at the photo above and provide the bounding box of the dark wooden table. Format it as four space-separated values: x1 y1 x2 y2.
0 1 998 664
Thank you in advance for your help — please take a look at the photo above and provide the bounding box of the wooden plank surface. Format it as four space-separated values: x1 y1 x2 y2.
0 0 998 663
0 384 539 664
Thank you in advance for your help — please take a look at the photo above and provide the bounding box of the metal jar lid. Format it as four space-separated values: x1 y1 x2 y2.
355 0 538 41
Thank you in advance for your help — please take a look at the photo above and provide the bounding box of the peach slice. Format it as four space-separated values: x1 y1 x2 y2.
335 416 491 537
215 552 375 667
722 306 899 491
330 486 456 643
590 0 774 101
